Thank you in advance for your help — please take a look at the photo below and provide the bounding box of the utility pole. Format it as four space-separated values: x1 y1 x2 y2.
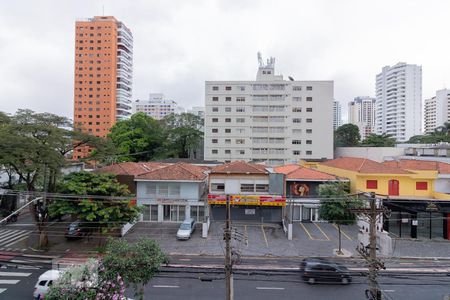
353 192 389 300
224 195 233 300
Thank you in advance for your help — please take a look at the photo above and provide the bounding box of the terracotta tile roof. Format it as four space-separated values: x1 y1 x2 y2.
136 162 208 181
274 164 340 180
95 162 167 176
320 157 412 174
210 161 268 174
383 159 450 174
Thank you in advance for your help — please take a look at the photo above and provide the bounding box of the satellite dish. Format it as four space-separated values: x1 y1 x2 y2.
288 76 294 81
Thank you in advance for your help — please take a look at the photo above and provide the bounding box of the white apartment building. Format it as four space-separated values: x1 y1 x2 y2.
333 101 343 130
424 89 450 134
348 96 376 140
375 62 422 142
204 54 334 166
188 106 205 118
133 93 184 120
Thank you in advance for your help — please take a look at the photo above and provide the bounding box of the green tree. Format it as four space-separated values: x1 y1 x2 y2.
107 112 165 162
361 133 396 147
334 124 361 147
161 113 204 158
49 171 141 243
318 183 362 254
102 237 168 300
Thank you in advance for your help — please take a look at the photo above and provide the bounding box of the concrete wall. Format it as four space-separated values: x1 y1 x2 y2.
335 147 405 162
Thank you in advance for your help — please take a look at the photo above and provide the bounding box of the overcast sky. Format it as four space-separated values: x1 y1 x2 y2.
1 0 450 122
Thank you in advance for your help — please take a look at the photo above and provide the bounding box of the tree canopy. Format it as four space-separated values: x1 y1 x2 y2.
334 124 361 147
361 133 396 147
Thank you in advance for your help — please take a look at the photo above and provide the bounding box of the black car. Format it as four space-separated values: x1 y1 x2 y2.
65 220 92 239
300 258 352 285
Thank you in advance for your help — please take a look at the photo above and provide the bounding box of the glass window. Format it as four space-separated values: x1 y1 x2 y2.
225 128 231 133
146 184 156 195
169 184 180 196
293 86 302 91
306 97 313 101
241 184 254 192
212 97 218 101
306 86 313 91
151 205 158 221
306 108 313 112
225 97 231 101
306 151 312 155
143 205 150 221
212 86 219 91
225 107 232 112
211 183 225 191
225 86 232 91
212 107 219 112
255 184 269 193
158 184 168 196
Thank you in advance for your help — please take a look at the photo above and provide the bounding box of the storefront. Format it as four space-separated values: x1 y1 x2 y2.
141 199 206 223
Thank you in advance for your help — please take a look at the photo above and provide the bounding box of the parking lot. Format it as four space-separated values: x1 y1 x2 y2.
124 221 360 257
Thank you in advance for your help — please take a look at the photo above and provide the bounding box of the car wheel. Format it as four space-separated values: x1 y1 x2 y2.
341 277 349 285
308 277 315 285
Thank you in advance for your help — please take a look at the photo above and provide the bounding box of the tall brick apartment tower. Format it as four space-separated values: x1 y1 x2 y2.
73 16 133 159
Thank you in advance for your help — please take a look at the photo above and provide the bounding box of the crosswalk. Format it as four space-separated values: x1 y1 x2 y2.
0 229 31 252
0 269 32 295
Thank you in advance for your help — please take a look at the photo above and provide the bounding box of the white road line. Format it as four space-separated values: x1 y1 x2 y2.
153 285 180 288
0 230 20 243
383 290 396 292
0 279 20 284
178 258 191 261
0 271 32 277
0 232 29 247
0 288 6 294
256 287 285 290
3 235 29 248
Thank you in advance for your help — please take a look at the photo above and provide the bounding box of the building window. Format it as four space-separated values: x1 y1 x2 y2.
212 128 218 133
255 184 269 193
306 140 312 144
225 86 232 91
306 86 313 91
212 149 218 154
292 107 302 112
292 140 301 144
416 182 428 190
212 107 219 112
225 150 231 154
212 97 219 101
293 150 300 155
236 139 245 144
225 128 231 133
212 139 218 144
225 97 231 101
211 183 225 192
293 118 301 123
236 97 245 102
225 118 231 123
306 151 312 155
293 97 302 102
212 86 219 91
239 86 246 91
225 139 231 144
236 118 245 123
240 184 254 192
225 107 232 112
212 118 218 123
236 150 245 155
306 129 312 133
236 107 245 112
366 180 378 189
293 86 302 91
306 97 313 101
306 118 312 123
306 108 313 112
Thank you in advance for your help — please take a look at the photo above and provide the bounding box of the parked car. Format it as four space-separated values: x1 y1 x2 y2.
300 257 352 285
65 220 92 239
33 269 61 299
176 218 196 240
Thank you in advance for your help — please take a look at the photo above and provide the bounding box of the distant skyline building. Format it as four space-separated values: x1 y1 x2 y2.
73 16 133 159
375 62 422 142
424 89 450 134
348 96 376 140
204 53 334 165
333 101 342 130
133 93 185 120
188 106 205 118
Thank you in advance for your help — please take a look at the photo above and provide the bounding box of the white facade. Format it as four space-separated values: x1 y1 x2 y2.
348 96 376 140
375 62 422 142
116 22 133 121
133 93 182 120
333 101 343 130
424 89 450 134
204 55 334 165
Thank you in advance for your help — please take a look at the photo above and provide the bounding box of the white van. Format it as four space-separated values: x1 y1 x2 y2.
33 269 61 299
176 218 196 240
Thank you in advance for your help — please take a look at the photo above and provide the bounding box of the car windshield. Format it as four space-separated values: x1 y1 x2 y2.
180 224 191 230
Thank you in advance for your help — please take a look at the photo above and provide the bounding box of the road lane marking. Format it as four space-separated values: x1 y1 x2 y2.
0 232 29 246
0 279 20 284
256 287 285 290
261 225 269 247
314 223 330 241
153 285 180 288
3 235 29 248
0 272 31 277
300 223 313 240
178 258 191 261
332 224 352 241
0 288 6 294
383 290 395 292
0 230 20 243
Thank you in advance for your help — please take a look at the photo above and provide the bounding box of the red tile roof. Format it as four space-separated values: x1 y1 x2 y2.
383 159 450 174
95 162 167 176
210 161 268 174
274 164 340 180
136 162 208 181
320 157 412 174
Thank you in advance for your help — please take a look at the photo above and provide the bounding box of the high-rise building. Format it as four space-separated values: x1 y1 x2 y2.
188 106 205 119
348 96 376 140
73 16 133 159
133 93 184 120
375 62 422 142
333 101 342 130
424 89 450 134
204 53 334 166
